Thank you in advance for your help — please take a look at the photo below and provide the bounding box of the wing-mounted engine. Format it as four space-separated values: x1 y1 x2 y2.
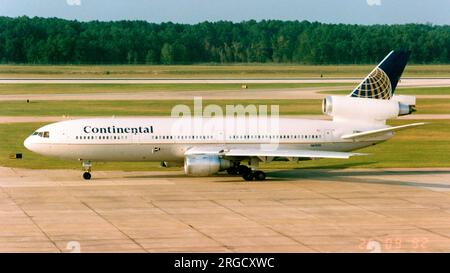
322 95 416 122
184 154 231 176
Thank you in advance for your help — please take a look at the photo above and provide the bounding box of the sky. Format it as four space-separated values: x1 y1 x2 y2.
0 0 449 25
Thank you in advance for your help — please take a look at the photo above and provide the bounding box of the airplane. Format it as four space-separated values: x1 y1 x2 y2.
24 50 424 181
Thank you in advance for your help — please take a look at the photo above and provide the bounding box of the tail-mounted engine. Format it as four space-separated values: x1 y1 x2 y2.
322 95 416 122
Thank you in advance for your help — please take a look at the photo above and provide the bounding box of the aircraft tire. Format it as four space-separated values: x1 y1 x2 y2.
83 172 91 180
243 172 254 181
254 171 266 181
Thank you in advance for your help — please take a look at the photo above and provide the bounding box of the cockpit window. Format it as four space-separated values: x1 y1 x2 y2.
33 131 50 138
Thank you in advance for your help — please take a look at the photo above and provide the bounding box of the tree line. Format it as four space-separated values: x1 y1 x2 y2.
0 16 449 64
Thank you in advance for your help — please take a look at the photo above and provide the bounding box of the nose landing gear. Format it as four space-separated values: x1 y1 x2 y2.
81 160 92 180
83 172 91 180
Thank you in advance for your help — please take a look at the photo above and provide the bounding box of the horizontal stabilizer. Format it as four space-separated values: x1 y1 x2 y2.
341 122 425 140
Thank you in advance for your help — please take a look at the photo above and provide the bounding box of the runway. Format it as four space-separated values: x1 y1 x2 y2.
1 78 450 86
1 87 449 102
1 167 450 252
0 86 338 101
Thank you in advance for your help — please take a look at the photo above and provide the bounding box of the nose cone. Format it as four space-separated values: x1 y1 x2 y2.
24 136 34 151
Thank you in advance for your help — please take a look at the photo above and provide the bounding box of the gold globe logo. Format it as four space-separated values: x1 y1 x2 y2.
352 67 392 99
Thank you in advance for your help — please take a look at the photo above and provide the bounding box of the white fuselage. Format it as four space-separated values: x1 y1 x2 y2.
24 117 390 162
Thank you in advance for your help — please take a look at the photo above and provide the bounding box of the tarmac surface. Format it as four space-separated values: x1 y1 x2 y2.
1 87 450 102
1 78 450 86
0 86 336 101
1 167 450 253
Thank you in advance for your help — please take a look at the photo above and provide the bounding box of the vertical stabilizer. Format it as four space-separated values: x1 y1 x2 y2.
350 50 411 99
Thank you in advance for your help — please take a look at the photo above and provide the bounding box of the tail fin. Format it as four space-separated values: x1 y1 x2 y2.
350 50 411 100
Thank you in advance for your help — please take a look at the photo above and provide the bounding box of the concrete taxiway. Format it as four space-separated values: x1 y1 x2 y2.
1 78 450 86
1 87 450 102
1 167 450 252
0 86 341 101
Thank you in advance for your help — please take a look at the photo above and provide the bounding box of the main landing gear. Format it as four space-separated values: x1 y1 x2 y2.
242 170 266 181
81 160 92 180
227 165 266 181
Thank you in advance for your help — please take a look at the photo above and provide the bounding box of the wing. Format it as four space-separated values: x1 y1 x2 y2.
185 147 365 161
223 149 364 159
341 122 425 140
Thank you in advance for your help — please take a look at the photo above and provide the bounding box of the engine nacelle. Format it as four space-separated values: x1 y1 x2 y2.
184 155 231 176
392 95 417 114
322 96 415 122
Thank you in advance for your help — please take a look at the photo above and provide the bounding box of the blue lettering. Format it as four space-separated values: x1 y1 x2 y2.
83 126 154 134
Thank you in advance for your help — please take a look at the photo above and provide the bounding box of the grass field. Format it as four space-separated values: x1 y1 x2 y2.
0 98 449 116
1 119 448 171
0 99 322 116
0 83 352 95
1 64 450 78
320 86 450 95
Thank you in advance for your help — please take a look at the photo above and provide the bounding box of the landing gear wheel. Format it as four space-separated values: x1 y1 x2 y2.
243 172 254 181
254 171 266 181
238 165 250 175
227 167 238 175
83 172 91 180
81 160 92 180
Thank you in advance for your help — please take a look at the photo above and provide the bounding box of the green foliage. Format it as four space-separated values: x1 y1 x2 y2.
0 98 449 117
0 83 352 95
0 99 322 116
0 16 449 64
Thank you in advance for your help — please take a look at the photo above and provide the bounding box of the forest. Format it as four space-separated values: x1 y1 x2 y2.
0 16 449 64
